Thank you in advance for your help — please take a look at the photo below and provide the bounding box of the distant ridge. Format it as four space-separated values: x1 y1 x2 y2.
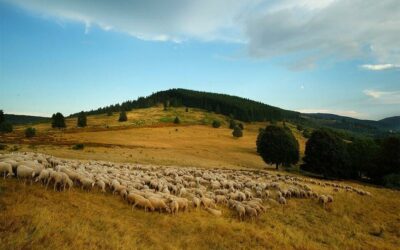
4 114 50 125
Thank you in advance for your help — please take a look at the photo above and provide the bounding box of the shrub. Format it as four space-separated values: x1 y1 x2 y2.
303 129 311 138
212 120 221 128
77 112 87 127
107 111 113 116
296 124 304 131
25 127 36 138
232 126 243 138
51 112 66 128
229 119 236 129
174 116 180 124
301 129 351 178
256 125 299 169
0 144 6 150
72 143 84 150
185 107 189 112
118 111 128 122
0 122 13 133
238 123 244 130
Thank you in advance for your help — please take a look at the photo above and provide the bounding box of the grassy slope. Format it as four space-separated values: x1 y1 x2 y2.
1 179 399 250
1 106 400 249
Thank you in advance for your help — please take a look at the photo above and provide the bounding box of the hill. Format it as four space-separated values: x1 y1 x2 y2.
4 114 50 125
73 88 300 122
70 88 398 136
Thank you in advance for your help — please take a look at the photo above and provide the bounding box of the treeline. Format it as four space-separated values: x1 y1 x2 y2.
71 88 300 122
256 125 400 188
301 129 400 187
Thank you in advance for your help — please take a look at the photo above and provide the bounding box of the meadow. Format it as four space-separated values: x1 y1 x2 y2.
0 106 399 249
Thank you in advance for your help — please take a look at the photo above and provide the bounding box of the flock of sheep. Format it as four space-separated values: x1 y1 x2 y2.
0 152 371 220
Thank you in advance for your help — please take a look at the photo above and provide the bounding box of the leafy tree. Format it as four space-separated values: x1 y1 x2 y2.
163 100 170 111
118 111 128 122
215 104 221 114
25 127 36 138
174 116 180 124
232 126 243 138
0 110 4 124
347 138 379 179
301 129 350 178
367 136 400 183
229 119 236 129
256 125 299 169
212 120 221 128
51 112 66 128
77 111 87 127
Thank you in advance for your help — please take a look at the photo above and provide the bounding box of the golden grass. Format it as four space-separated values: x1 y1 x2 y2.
1 179 399 250
1 107 399 249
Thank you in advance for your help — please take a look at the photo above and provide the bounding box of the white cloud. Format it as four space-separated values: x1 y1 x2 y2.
361 64 400 71
363 89 400 104
4 0 400 67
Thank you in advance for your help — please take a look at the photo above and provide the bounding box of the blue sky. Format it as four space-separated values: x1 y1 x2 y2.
0 0 399 120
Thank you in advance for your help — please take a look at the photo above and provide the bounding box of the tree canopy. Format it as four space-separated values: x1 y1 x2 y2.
77 112 87 127
256 125 299 169
51 113 66 128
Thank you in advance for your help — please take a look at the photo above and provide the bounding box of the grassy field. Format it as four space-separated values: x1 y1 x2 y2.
1 107 399 249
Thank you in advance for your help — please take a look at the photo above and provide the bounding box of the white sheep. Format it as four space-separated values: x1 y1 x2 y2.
0 162 13 179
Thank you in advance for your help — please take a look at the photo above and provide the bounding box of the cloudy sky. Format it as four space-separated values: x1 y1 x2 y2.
0 0 399 119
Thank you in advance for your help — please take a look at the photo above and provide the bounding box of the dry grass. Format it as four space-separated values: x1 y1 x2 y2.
1 179 399 250
1 107 399 249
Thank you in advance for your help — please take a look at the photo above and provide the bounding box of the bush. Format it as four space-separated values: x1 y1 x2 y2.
0 122 13 133
296 124 304 131
0 144 6 150
212 120 221 128
303 129 311 138
229 119 236 129
107 111 113 116
51 112 66 128
185 107 189 112
77 111 87 127
174 116 180 124
256 125 299 169
118 111 128 122
72 143 84 150
25 127 36 138
238 123 244 130
301 129 351 178
232 126 243 138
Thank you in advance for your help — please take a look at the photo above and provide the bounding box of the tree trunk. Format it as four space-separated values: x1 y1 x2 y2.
276 163 279 170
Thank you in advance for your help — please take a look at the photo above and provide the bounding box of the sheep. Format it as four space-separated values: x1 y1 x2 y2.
0 162 13 179
169 200 179 214
244 206 258 220
16 165 35 184
149 197 170 213
278 196 287 205
79 177 94 191
192 197 201 208
215 195 228 205
132 195 154 212
205 207 222 216
200 197 216 208
235 203 246 221
94 180 106 192
318 195 329 208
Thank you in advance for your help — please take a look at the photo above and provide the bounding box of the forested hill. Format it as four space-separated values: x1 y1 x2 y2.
73 88 300 122
4 114 50 125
